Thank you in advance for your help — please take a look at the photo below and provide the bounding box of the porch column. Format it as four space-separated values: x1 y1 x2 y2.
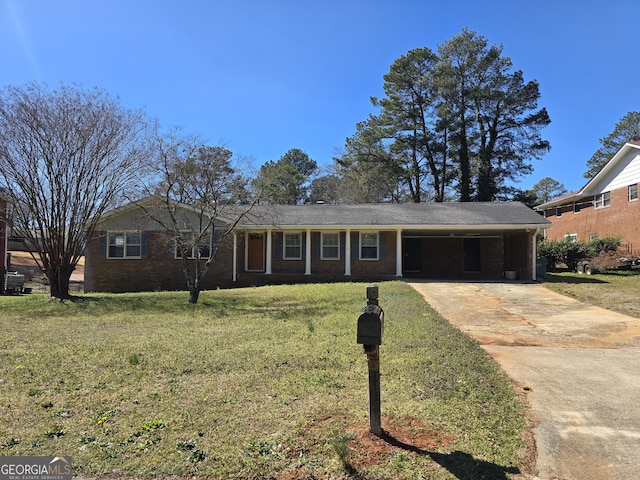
345 229 351 276
305 228 312 275
396 229 403 277
232 232 237 283
265 228 272 274
532 231 537 281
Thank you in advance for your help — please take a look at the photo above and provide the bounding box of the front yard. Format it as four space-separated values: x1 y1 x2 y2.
0 281 532 479
544 270 640 318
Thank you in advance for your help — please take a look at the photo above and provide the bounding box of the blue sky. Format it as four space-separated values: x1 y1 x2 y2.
2 0 639 193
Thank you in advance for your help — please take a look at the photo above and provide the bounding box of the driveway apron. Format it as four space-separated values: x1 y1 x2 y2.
408 280 640 480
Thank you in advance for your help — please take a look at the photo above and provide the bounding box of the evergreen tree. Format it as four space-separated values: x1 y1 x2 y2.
584 111 640 179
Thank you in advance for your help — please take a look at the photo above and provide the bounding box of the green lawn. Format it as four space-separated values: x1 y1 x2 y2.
545 270 640 318
0 282 532 479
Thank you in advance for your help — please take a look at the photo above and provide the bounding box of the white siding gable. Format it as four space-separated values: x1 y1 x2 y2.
587 148 640 195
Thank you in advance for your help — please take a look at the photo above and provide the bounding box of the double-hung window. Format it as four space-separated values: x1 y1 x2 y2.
321 233 340 260
629 184 638 202
564 233 578 242
284 232 302 259
175 232 211 259
360 232 379 260
594 191 610 209
108 231 141 258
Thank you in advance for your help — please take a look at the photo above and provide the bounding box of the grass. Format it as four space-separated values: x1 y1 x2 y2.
0 282 532 479
544 270 640 318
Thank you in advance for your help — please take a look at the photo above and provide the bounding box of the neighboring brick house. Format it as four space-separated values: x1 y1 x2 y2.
84 201 550 293
535 142 640 252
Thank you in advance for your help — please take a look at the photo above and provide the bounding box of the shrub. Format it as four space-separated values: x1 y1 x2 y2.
538 236 622 271
537 239 564 270
586 236 621 257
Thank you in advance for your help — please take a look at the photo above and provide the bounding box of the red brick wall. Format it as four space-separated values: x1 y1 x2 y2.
85 231 236 293
86 229 400 292
541 186 640 252
504 232 534 280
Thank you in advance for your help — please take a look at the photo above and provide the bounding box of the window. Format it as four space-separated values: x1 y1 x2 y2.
555 206 562 217
174 232 211 259
284 232 302 259
573 202 581 214
564 233 578 242
360 232 379 260
589 234 598 242
321 233 339 260
594 191 610 209
629 184 638 202
108 231 141 258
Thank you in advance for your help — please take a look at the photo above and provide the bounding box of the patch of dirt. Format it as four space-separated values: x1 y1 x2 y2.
346 415 451 470
279 414 451 479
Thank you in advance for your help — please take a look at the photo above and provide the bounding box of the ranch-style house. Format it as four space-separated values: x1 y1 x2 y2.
84 201 550 293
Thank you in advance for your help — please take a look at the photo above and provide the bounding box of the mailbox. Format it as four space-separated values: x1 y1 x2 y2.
357 303 384 346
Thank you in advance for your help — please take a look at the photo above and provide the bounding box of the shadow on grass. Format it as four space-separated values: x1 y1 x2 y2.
545 273 608 284
379 430 520 480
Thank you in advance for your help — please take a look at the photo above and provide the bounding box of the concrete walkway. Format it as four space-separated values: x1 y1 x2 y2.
408 280 640 480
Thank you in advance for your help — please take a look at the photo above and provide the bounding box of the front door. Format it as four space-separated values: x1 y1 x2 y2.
247 233 265 271
463 238 481 272
404 238 422 272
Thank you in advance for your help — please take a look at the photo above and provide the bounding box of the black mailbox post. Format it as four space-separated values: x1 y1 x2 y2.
357 284 384 436
357 303 384 347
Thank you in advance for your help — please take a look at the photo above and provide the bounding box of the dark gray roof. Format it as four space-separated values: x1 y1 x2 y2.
239 202 549 228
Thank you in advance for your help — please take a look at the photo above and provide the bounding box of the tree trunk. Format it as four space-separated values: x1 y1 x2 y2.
184 258 205 304
188 287 200 304
47 264 74 299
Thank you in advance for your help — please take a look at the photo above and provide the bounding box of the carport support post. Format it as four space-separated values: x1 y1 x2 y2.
367 346 382 436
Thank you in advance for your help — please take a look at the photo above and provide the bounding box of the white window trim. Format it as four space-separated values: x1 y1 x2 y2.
321 232 340 260
107 231 142 259
564 233 578 242
283 232 303 260
359 231 379 261
174 231 211 259
594 191 610 209
629 184 638 202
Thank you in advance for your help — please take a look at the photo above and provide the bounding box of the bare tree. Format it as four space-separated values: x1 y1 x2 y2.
138 127 256 303
0 83 149 298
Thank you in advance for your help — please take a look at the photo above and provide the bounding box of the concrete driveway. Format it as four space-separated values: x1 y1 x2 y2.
408 280 640 480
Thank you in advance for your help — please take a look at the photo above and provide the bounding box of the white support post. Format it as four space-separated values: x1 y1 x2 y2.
232 232 237 283
305 228 312 275
266 228 272 274
396 229 403 277
532 231 537 281
345 229 351 276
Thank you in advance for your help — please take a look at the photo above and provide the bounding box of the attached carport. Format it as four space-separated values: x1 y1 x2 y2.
402 227 536 280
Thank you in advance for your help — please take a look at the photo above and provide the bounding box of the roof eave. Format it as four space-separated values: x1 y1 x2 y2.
237 223 548 230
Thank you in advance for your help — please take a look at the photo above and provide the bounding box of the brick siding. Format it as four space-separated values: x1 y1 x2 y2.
85 227 535 292
541 185 640 253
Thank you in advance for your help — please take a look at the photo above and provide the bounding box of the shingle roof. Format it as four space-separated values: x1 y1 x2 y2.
239 202 549 228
